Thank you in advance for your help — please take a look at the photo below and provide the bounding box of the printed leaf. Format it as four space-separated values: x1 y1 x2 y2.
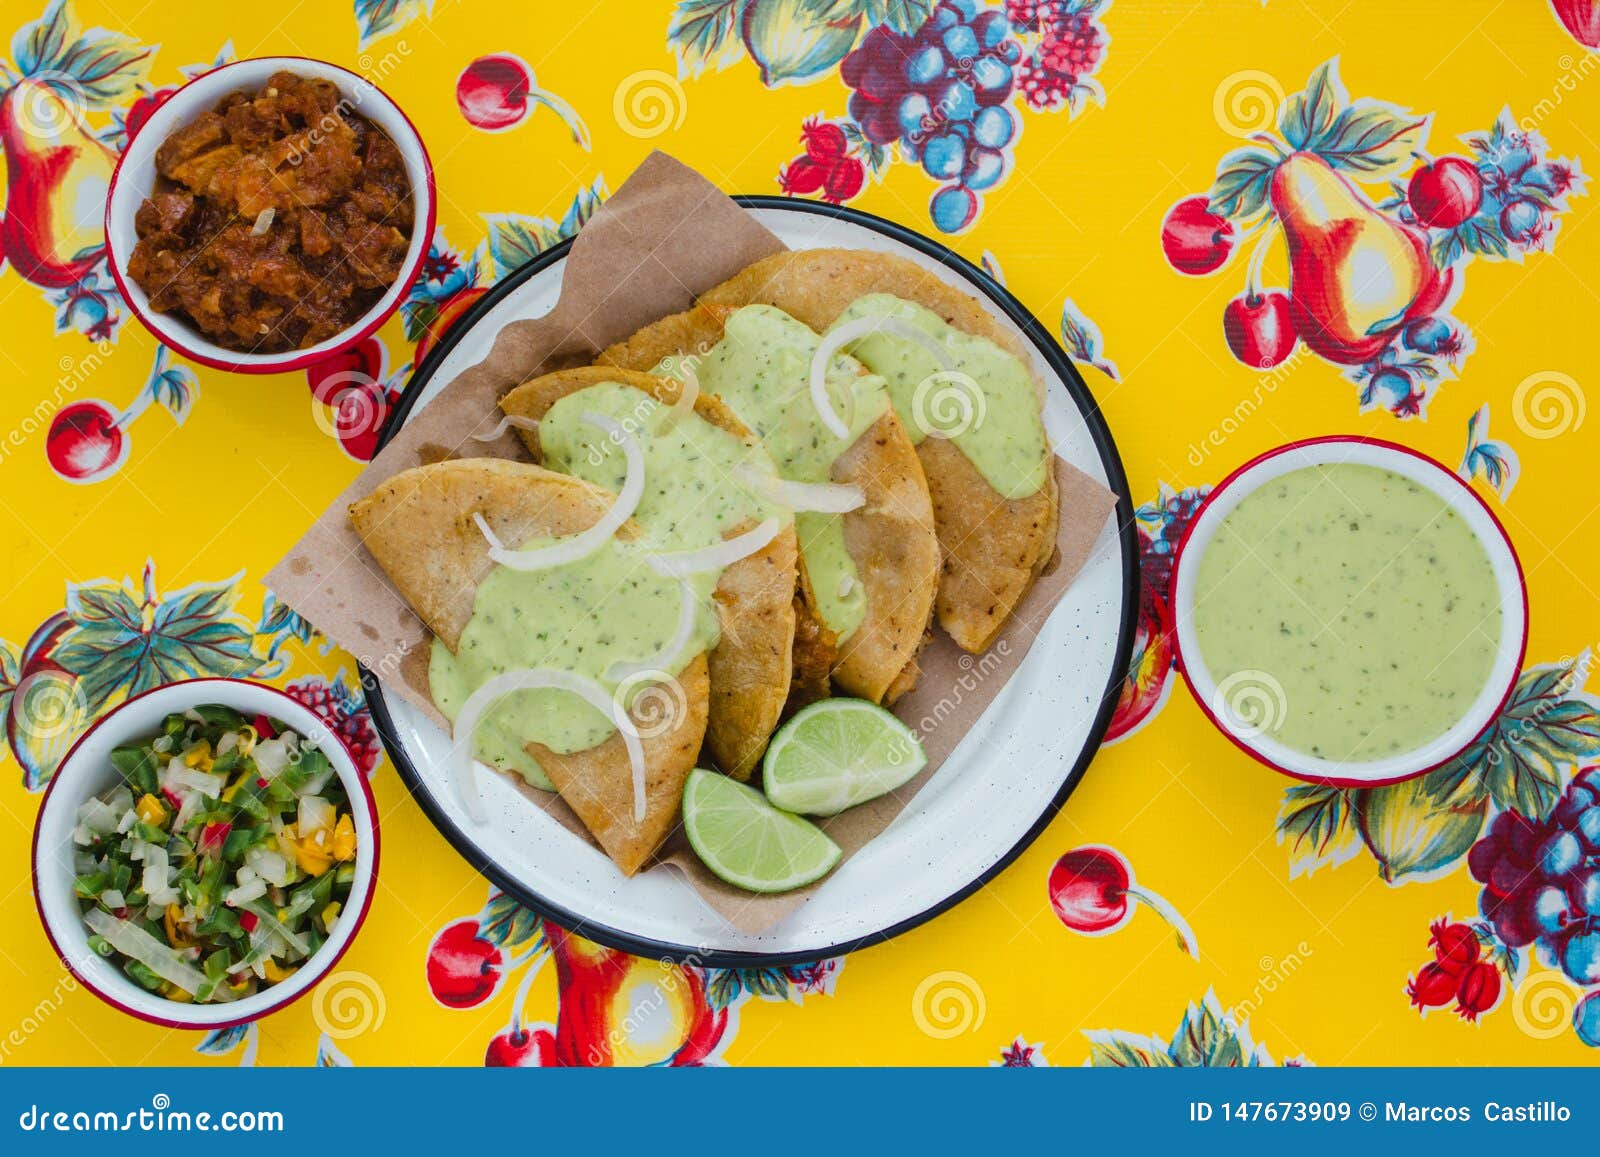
980 250 1005 285
482 177 608 281
1311 103 1429 180
1424 656 1600 820
1276 782 1361 875
1280 59 1343 150
478 892 545 949
0 638 18 763
54 565 260 712
705 968 744 1010
316 1034 353 1067
1458 403 1520 503
145 348 199 425
255 592 320 678
1059 299 1120 381
353 0 433 49
669 0 746 80
1083 1032 1176 1067
1169 997 1245 1068
862 0 935 35
194 1023 252 1056
13 0 153 106
1207 146 1277 219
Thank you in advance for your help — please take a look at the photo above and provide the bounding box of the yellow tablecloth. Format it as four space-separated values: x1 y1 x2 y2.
4 0 1600 1066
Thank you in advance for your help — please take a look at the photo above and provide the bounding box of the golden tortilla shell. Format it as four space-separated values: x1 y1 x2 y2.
599 307 939 703
347 457 710 875
499 366 797 780
533 653 709 876
698 248 1060 653
347 457 620 652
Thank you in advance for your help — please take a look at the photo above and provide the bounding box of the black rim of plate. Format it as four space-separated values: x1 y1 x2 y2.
361 195 1140 967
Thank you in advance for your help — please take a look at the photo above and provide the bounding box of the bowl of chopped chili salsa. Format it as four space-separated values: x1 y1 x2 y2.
32 678 379 1029
105 56 435 374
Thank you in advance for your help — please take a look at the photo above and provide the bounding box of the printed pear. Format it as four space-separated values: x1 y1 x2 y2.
1270 151 1450 364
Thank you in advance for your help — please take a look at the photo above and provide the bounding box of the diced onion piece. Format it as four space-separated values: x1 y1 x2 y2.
470 413 541 442
662 363 699 429
808 315 955 439
100 889 125 910
248 904 310 955
606 580 698 683
217 731 239 755
168 765 225 795
84 908 222 999
473 412 643 572
76 795 120 835
451 668 647 825
225 876 268 907
298 795 335 837
253 737 291 779
644 518 781 579
245 846 292 887
251 207 275 235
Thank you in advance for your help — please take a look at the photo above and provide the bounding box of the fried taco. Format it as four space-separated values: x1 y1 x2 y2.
600 301 941 705
698 249 1059 653
348 457 709 875
498 366 798 780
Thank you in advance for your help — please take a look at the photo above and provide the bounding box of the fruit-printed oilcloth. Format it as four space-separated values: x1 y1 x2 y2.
2 0 1599 1067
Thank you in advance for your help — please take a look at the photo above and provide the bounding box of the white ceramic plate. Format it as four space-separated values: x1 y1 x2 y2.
363 199 1136 964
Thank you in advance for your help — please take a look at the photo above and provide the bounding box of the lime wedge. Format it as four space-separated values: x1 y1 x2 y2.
762 698 928 817
682 769 841 893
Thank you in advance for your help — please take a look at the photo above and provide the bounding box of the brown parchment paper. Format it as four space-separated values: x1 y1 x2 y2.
265 151 1119 934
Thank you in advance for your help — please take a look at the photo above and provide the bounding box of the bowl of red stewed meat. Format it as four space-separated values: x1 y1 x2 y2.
105 56 435 374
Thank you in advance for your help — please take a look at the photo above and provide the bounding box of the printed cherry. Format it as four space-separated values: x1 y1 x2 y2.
1407 156 1483 229
123 85 178 141
332 382 390 462
1160 196 1235 275
1428 919 1480 971
800 117 848 163
1407 962 1459 1009
1048 845 1198 958
455 54 535 132
425 919 504 1009
1223 290 1297 369
823 155 865 204
46 400 127 483
305 337 383 407
484 1024 556 1067
779 155 829 196
1454 959 1502 1022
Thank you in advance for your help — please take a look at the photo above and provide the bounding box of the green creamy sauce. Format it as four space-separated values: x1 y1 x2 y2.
832 293 1049 499
429 380 784 790
668 304 890 640
1193 463 1503 763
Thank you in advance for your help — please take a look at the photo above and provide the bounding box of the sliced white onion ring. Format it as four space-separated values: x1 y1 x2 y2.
470 413 541 442
661 363 699 429
808 316 955 439
644 518 781 578
738 467 864 514
606 579 699 683
451 668 647 825
472 411 643 571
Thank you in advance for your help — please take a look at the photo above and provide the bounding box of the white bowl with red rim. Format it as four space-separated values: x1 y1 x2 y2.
104 55 436 374
1170 436 1528 786
31 678 380 1029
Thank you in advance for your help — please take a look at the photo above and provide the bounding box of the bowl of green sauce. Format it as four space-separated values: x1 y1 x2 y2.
1170 436 1527 785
